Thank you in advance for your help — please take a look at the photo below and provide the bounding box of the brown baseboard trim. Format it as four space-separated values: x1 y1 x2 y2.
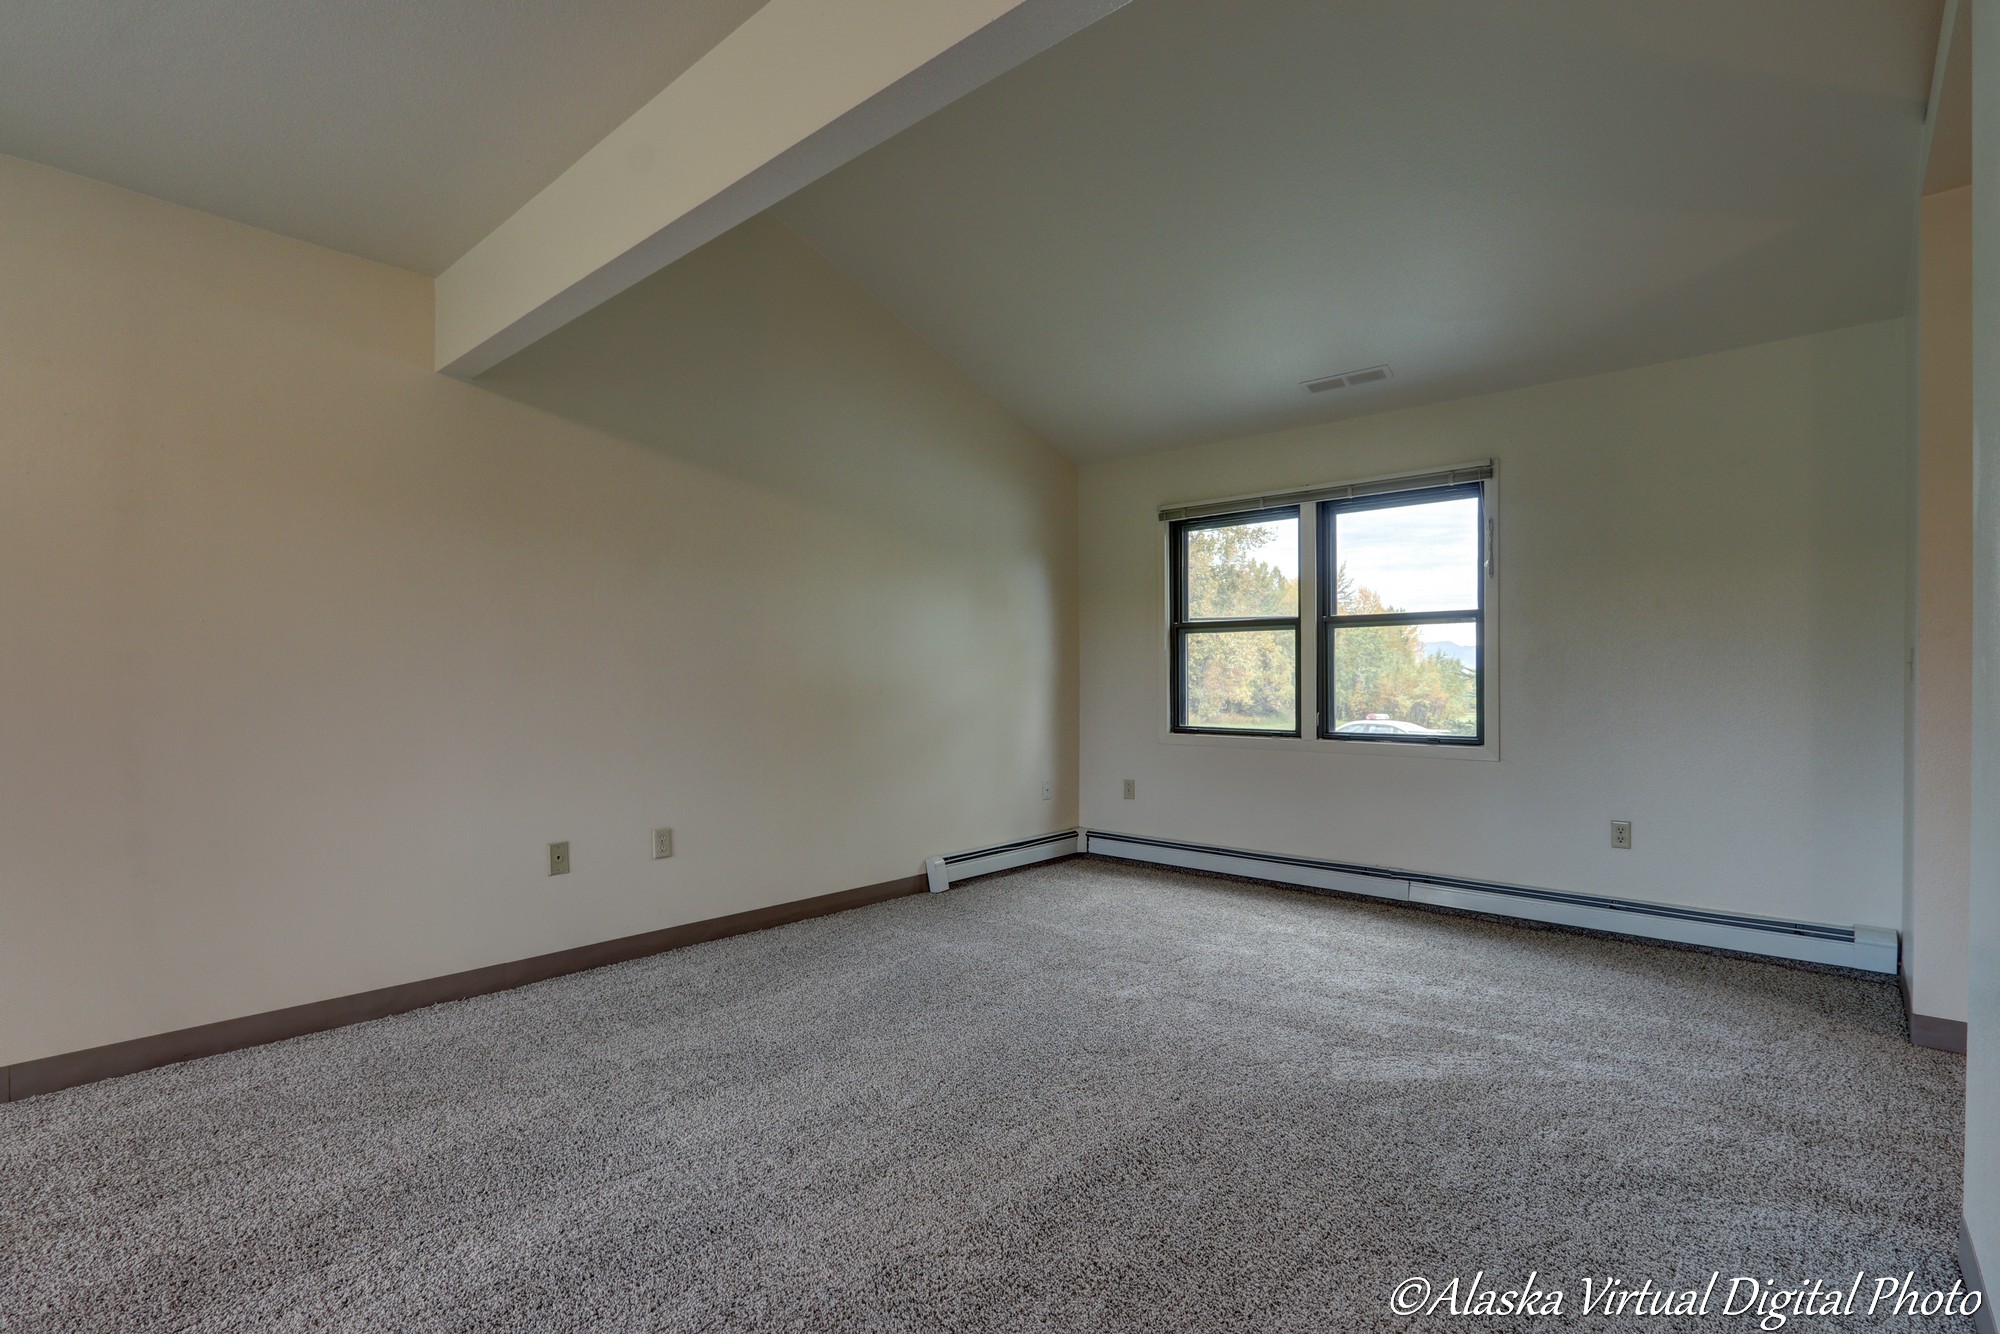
1 872 926 1103
1911 1011 1970 1053
1963 1217 1996 1334
1899 967 1970 1054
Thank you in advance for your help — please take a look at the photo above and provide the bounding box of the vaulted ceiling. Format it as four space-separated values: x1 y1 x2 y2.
777 0 1943 458
0 0 1947 461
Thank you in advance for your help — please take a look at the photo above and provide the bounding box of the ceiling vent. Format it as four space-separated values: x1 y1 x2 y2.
1303 365 1392 394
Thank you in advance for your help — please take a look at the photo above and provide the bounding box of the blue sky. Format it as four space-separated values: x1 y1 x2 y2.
1233 498 1478 647
1336 497 1479 645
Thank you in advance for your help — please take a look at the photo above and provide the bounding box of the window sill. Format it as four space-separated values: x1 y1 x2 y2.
1155 727 1499 760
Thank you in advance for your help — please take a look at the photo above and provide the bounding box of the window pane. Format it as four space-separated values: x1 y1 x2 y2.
1182 628 1296 731
1330 620 1477 738
1333 496 1478 615
1185 514 1298 619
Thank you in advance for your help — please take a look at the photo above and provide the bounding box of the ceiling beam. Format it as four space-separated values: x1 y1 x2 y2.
434 0 1126 377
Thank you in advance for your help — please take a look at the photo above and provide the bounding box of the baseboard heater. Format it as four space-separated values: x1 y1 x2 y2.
1084 830 1898 974
927 829 1081 893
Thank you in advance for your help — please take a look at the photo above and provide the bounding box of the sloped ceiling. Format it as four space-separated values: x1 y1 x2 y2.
0 0 769 273
777 0 1943 460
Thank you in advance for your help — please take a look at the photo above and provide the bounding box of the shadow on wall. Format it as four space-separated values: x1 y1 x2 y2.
472 214 1071 560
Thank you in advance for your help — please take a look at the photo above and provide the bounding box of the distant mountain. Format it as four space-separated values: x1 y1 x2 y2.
1424 641 1478 668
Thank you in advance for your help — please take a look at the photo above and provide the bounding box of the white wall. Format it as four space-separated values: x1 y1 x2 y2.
1963 0 2000 1289
0 154 1076 1068
1907 185 1975 1026
1080 322 1908 931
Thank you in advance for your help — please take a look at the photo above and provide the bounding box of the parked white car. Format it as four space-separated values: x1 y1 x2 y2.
1335 718 1444 736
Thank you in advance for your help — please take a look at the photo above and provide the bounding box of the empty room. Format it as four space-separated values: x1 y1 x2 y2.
3 0 1997 1329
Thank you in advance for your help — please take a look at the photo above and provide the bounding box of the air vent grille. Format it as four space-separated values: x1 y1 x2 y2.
1304 364 1392 393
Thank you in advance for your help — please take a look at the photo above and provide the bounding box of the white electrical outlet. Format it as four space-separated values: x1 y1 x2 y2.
1123 778 1136 800
653 827 674 860
1611 820 1632 850
1041 780 1053 801
548 841 571 875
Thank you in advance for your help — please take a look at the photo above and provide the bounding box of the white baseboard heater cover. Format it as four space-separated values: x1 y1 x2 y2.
1084 830 1898 975
927 829 1081 893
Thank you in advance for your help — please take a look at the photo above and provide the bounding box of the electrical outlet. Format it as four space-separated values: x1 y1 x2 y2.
653 827 674 860
1123 778 1136 800
1041 780 1053 801
548 841 571 875
1610 820 1632 850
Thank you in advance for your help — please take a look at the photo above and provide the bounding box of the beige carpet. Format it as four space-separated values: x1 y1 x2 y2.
0 857 1972 1331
